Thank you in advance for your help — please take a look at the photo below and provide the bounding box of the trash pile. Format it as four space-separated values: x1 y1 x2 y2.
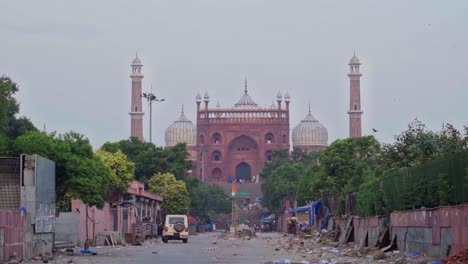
266 230 445 264
442 248 468 264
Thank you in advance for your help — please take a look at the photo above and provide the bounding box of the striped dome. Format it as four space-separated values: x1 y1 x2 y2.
292 110 328 147
165 109 196 147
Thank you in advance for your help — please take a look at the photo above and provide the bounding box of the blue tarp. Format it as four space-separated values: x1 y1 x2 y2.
286 199 325 227
286 205 310 213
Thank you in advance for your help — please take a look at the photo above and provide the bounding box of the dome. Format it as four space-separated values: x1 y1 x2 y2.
292 109 328 147
165 108 196 147
131 55 142 66
349 55 360 65
234 81 258 109
234 93 258 108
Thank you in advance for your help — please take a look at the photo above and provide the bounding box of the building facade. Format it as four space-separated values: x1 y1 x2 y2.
159 55 364 183
194 83 291 183
164 81 329 183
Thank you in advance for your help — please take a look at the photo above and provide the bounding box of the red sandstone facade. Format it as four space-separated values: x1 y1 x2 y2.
348 54 363 138
193 90 290 183
130 55 144 141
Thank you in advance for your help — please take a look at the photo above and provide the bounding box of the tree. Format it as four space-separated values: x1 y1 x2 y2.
0 75 36 143
320 136 381 193
0 75 19 136
66 155 112 208
96 149 135 194
147 173 190 214
185 177 230 220
101 139 191 181
14 131 111 208
381 119 467 170
260 148 309 210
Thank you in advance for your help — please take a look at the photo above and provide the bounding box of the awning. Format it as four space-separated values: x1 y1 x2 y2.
287 205 310 213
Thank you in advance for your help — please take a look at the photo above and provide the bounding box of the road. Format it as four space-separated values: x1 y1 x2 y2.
43 232 286 264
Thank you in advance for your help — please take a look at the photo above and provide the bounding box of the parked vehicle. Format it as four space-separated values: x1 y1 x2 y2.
162 215 189 243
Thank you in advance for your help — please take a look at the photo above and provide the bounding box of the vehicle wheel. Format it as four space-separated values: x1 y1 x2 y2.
174 222 185 232
183 238 188 243
162 236 168 243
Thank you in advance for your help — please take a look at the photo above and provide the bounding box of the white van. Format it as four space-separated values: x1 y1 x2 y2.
162 215 189 243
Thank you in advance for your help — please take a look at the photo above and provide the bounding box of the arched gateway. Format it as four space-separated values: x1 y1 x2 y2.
235 162 251 181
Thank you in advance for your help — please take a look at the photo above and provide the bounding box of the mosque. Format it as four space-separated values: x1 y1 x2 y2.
128 54 363 183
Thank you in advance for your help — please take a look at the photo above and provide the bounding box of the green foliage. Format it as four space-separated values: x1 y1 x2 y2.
96 149 135 193
147 173 190 215
101 139 191 181
381 151 468 212
14 131 111 208
0 75 37 146
356 176 383 216
66 156 112 208
185 177 230 220
0 75 19 136
381 119 467 169
320 136 382 193
261 149 317 210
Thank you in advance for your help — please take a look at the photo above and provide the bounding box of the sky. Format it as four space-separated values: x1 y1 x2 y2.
1 1 467 148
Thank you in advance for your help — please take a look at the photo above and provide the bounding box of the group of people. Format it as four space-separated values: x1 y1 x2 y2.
252 220 277 233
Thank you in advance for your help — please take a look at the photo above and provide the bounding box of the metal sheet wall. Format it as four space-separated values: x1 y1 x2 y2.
0 158 20 209
391 204 468 257
0 209 24 262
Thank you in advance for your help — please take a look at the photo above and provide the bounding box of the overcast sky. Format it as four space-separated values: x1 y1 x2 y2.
1 1 467 148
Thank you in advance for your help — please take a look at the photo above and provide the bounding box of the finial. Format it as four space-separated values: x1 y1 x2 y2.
353 49 356 57
181 104 184 114
136 51 139 58
150 83 153 92
308 103 311 114
244 78 248 94
43 123 47 132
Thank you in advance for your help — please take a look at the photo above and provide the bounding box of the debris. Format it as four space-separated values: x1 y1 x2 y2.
373 251 385 260
381 234 397 252
443 248 468 263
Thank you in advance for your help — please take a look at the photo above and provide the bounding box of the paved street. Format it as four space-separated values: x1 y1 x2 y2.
34 232 285 264
23 231 442 264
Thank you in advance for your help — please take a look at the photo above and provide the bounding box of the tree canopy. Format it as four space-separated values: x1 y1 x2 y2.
147 172 190 215
101 139 191 181
185 177 231 220
14 131 112 208
0 75 37 155
96 149 135 194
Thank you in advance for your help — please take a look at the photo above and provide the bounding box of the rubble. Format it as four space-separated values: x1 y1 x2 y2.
442 248 468 263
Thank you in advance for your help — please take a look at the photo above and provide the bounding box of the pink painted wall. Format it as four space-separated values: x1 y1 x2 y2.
391 204 468 256
71 199 146 246
72 200 110 246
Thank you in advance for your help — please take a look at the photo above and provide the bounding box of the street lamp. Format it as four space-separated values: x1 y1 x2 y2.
142 92 165 143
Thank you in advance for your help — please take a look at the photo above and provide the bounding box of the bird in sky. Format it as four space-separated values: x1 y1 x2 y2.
372 128 379 133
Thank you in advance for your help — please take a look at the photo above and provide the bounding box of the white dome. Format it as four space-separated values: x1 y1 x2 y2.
349 55 360 65
165 110 196 147
131 55 142 66
292 111 328 147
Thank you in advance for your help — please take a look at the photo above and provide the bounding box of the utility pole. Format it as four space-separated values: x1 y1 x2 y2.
142 92 165 143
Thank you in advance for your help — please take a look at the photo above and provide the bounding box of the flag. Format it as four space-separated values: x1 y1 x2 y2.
231 182 238 197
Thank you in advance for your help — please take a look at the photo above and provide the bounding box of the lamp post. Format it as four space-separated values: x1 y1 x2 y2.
142 93 165 143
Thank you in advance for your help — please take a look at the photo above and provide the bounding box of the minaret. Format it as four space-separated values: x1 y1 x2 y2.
348 52 363 138
130 54 144 140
